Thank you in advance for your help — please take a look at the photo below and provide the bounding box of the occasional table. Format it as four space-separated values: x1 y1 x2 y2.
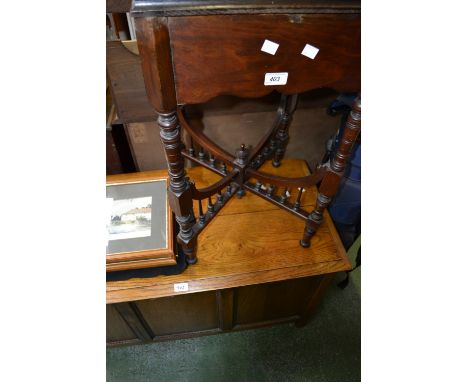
131 0 361 264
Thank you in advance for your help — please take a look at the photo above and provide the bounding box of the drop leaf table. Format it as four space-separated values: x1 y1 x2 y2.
129 0 361 264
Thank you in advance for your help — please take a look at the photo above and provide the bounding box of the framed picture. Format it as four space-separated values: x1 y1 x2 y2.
106 172 176 272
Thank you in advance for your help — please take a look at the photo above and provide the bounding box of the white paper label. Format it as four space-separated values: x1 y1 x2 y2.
264 72 288 86
301 44 320 60
261 39 279 55
174 282 189 292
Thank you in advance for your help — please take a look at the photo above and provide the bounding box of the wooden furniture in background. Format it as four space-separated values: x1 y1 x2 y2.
106 40 149 174
131 0 361 265
107 0 132 13
107 41 154 125
106 160 351 345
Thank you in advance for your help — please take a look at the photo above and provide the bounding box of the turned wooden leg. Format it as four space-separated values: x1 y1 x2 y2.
159 111 197 264
301 94 361 248
272 94 298 168
300 193 331 247
176 213 197 264
135 18 199 265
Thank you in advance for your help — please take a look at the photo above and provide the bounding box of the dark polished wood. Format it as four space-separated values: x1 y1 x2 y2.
109 123 138 173
216 289 234 331
131 0 360 17
272 94 298 167
301 94 361 247
168 14 360 104
132 1 361 263
178 109 236 163
135 17 200 264
107 0 132 13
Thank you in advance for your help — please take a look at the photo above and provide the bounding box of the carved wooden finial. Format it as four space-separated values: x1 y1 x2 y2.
235 144 249 166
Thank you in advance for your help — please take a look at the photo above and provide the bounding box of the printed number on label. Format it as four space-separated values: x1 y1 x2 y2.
264 72 288 86
174 282 189 292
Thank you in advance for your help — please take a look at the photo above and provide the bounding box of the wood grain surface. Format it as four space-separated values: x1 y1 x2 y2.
106 159 351 304
169 14 360 104
131 0 360 17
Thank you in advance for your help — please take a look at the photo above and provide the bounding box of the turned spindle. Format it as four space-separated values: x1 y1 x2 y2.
267 185 275 197
272 94 298 168
207 196 214 212
217 190 223 203
198 146 206 160
280 187 290 204
294 188 304 210
220 162 227 175
189 136 195 156
198 199 205 225
209 153 215 167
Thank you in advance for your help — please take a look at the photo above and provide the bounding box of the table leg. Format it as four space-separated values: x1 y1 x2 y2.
136 17 198 264
301 94 361 247
158 111 198 264
272 94 298 167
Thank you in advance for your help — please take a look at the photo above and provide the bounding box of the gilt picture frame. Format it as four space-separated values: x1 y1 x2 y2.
106 172 176 272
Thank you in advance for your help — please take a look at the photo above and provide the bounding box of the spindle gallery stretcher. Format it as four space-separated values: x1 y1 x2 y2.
131 0 361 264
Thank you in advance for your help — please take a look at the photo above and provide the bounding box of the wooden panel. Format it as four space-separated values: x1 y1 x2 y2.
114 303 153 341
134 17 178 112
131 0 360 17
235 277 321 325
109 123 138 173
107 0 132 13
107 160 351 304
107 41 155 123
296 273 335 327
217 289 234 330
169 14 360 104
106 304 140 343
135 291 219 336
126 122 169 171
